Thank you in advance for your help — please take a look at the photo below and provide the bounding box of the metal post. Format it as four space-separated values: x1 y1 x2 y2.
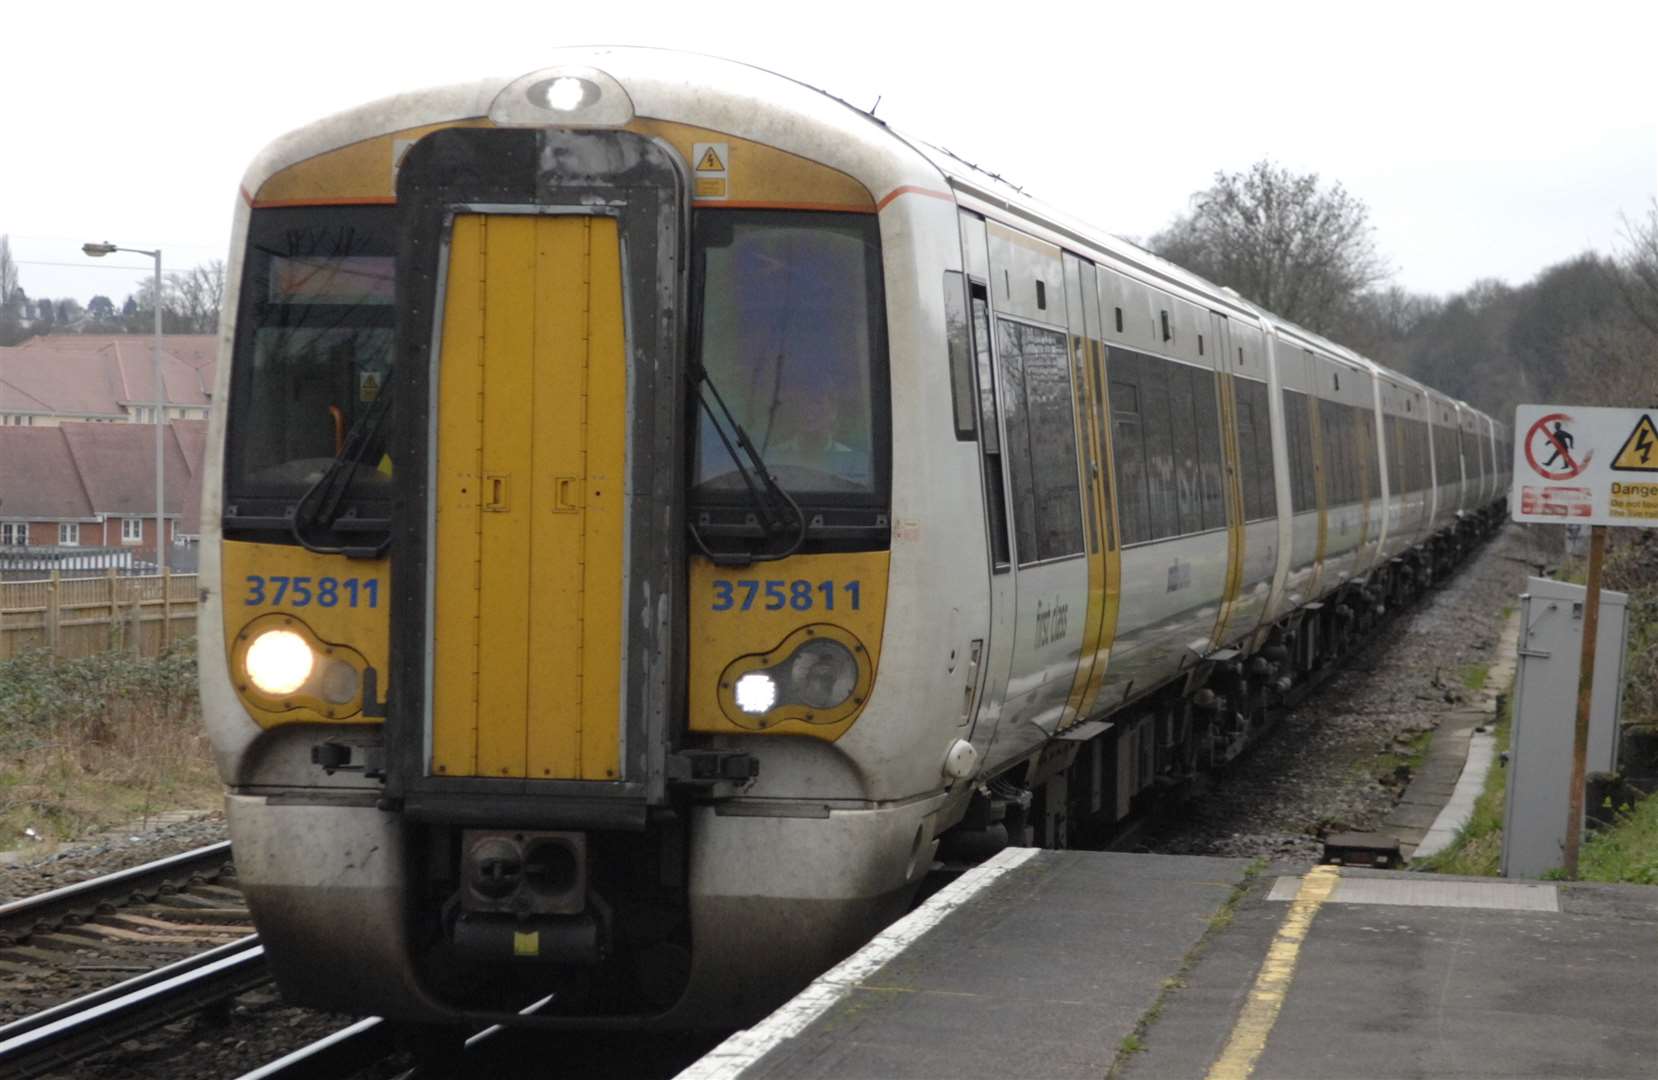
152 249 166 573
1563 524 1606 878
46 569 60 656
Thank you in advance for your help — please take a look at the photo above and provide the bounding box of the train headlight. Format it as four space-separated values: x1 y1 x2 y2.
718 625 872 730
489 66 635 127
734 673 778 714
318 659 362 705
541 76 598 111
232 614 371 721
245 630 314 695
779 640 859 710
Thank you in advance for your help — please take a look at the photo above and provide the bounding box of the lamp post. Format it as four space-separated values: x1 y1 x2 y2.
82 241 166 572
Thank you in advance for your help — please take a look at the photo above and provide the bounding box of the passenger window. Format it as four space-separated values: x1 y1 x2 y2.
1235 378 1275 521
1320 399 1353 506
944 272 976 440
1108 348 1230 541
1169 364 1202 535
998 318 1085 563
998 323 1039 560
1236 382 1261 520
1109 350 1150 546
1193 369 1226 531
1074 338 1101 556
1283 389 1313 513
1362 411 1380 500
969 290 1011 571
1250 381 1276 519
1138 355 1178 540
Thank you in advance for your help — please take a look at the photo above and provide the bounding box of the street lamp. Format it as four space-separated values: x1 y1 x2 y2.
82 241 166 572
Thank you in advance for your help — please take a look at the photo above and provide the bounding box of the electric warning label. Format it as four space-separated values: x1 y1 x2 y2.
1514 404 1658 526
1610 480 1658 519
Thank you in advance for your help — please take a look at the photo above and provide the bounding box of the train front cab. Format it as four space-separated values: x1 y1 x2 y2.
208 67 932 1030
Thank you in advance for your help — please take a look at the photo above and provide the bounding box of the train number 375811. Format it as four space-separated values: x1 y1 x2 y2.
244 575 381 608
711 579 860 612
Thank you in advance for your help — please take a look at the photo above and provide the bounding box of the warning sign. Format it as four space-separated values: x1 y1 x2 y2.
359 370 382 402
1610 413 1658 472
691 142 729 201
1610 480 1658 519
695 145 726 172
1513 404 1658 526
1520 485 1592 518
1523 412 1590 480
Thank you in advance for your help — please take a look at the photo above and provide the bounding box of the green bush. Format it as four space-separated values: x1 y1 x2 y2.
0 640 215 845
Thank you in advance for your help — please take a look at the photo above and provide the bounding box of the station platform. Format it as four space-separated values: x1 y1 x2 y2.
678 848 1658 1080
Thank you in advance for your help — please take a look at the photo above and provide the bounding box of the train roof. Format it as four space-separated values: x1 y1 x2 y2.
241 47 1495 429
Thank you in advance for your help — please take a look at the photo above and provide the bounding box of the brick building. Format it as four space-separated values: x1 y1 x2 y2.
0 334 217 428
0 420 205 570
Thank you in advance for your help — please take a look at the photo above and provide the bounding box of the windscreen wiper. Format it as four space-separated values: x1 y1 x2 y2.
689 361 806 566
291 385 395 558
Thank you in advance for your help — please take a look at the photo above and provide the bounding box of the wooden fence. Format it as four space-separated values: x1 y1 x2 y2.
0 571 197 660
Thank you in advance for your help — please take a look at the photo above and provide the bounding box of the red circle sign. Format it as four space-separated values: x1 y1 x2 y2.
1524 412 1590 480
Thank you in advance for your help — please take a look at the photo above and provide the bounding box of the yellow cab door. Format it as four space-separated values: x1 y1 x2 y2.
429 212 626 781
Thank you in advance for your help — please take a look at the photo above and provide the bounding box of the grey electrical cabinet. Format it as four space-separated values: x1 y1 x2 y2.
1502 576 1630 879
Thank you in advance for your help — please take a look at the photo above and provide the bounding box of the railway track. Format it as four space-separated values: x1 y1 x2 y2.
0 841 270 1078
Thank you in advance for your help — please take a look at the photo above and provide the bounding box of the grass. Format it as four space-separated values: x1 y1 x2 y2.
0 640 219 848
1413 692 1513 877
1367 728 1435 788
1416 673 1658 883
1460 662 1490 693
1576 789 1658 884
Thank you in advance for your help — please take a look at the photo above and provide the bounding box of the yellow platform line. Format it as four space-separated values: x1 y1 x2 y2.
1205 864 1340 1080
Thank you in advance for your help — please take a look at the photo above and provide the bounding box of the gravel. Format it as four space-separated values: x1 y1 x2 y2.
0 813 229 903
1141 524 1554 862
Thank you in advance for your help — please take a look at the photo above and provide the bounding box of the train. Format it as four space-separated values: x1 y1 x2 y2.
200 47 1509 1034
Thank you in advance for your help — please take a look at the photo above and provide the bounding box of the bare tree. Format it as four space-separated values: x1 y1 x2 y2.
1561 311 1658 407
1614 199 1658 338
0 235 18 304
168 260 225 333
0 236 27 345
1149 160 1391 335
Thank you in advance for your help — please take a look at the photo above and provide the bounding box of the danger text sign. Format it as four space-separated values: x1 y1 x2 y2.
1513 404 1658 526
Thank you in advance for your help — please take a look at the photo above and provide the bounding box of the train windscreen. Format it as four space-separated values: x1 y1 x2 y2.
691 211 888 505
224 206 397 525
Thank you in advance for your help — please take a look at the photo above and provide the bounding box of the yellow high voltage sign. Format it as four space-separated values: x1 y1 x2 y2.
1610 413 1658 472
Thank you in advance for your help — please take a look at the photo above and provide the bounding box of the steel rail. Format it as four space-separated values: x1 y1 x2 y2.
233 1016 395 1080
0 840 234 941
0 940 267 1078
0 934 258 1043
233 993 554 1080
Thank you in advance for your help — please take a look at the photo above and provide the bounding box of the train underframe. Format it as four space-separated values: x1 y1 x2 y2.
942 507 1507 856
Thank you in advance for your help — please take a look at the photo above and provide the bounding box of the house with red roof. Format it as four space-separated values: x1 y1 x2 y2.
0 334 217 428
0 420 205 572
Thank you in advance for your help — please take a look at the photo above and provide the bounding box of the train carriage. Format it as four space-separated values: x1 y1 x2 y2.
202 47 1506 1032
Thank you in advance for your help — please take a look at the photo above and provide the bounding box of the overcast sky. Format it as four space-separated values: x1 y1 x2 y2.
4 1 1653 307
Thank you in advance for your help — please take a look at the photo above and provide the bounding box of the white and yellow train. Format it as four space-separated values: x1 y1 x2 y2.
202 48 1508 1031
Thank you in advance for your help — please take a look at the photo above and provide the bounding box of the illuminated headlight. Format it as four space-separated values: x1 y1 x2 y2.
244 630 314 695
735 673 778 714
537 76 599 112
